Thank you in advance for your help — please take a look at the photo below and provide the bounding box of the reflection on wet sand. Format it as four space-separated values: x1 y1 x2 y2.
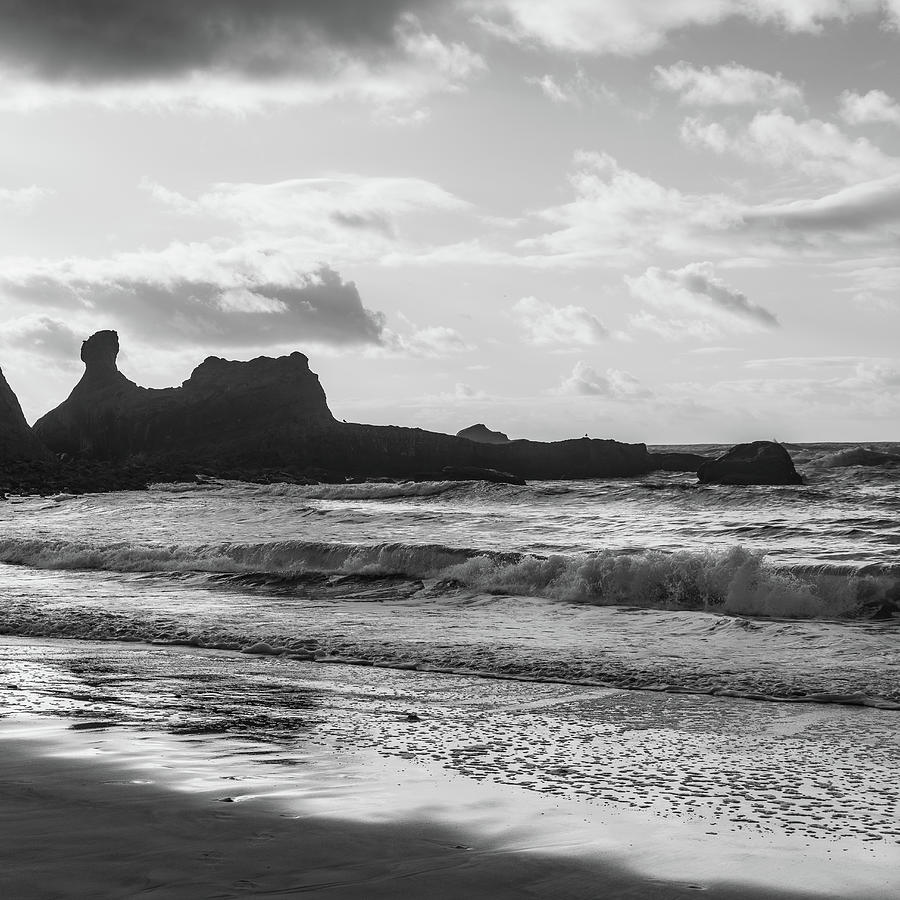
0 636 897 898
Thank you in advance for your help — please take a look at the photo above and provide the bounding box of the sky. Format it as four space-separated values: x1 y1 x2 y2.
1 1 899 443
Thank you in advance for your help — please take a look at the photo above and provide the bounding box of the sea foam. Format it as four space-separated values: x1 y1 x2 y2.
0 536 893 620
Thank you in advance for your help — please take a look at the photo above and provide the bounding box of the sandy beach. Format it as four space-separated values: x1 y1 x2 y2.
1 636 897 899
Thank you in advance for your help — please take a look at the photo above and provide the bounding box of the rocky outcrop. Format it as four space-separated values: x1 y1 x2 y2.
0 366 50 462
33 332 654 481
34 332 335 461
698 441 802 486
457 423 510 444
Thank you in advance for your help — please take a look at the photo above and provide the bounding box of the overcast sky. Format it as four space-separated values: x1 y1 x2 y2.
2 0 899 442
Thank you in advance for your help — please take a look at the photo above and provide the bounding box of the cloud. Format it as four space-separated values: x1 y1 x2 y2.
475 1 896 56
556 361 650 398
681 110 899 182
654 62 803 106
744 173 900 233
470 150 900 270
522 151 741 264
0 315 82 361
0 3 484 111
385 325 473 357
839 89 900 125
144 174 467 231
525 74 570 104
513 296 608 345
0 263 387 349
438 381 488 401
524 69 613 106
0 185 52 211
626 262 778 339
139 173 472 268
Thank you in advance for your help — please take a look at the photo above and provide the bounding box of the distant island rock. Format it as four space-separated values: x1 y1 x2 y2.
0 366 50 463
456 423 510 444
698 441 803 486
33 332 655 481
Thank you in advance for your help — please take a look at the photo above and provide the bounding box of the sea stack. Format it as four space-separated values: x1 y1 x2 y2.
698 441 803 485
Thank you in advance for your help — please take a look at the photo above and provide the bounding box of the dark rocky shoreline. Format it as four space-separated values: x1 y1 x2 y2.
2 330 804 495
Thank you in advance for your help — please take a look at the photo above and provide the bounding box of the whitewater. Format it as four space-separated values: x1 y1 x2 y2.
0 442 898 709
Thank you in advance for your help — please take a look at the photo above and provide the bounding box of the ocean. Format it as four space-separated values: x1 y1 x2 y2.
1 442 898 710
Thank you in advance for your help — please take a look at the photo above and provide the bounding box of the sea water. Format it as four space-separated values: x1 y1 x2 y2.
0 443 898 707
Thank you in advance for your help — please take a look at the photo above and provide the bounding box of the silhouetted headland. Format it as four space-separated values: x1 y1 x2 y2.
0 331 808 495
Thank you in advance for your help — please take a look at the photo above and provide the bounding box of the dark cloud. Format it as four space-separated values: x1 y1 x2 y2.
745 175 900 234
0 0 442 82
675 265 778 328
1 266 386 348
0 315 81 361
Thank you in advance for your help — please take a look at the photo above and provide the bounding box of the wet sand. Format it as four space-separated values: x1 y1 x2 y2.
0 636 898 898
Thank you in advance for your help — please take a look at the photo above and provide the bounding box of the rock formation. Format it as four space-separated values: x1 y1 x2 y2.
0 366 50 462
698 441 803 486
34 331 654 480
35 332 335 461
456 423 510 444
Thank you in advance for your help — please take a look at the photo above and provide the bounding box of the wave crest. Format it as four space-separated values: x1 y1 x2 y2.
0 537 895 620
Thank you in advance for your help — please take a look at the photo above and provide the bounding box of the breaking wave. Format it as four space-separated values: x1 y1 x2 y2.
150 479 534 502
0 536 895 620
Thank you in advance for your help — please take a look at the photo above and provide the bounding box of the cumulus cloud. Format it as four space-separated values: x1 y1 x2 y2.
513 296 608 345
839 89 900 125
0 2 484 111
682 109 900 182
654 62 803 106
385 325 473 357
0 263 387 349
626 262 778 339
522 151 741 264
502 150 900 269
556 361 650 398
475 1 897 56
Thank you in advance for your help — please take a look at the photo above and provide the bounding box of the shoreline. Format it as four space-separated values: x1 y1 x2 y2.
1 636 898 898
0 716 860 900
